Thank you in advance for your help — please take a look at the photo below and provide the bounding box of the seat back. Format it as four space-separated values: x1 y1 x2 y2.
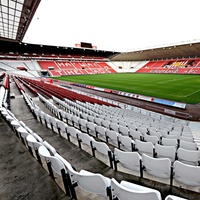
164 195 188 200
179 135 194 143
177 147 200 165
142 153 172 179
106 130 119 146
119 125 129 136
129 129 142 140
144 134 159 145
110 122 119 132
118 134 135 152
162 138 178 148
135 139 155 157
111 178 162 200
179 140 198 151
114 148 141 172
76 170 111 197
174 161 200 186
155 143 176 162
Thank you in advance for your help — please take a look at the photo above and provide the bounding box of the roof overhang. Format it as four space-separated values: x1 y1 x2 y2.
0 0 41 42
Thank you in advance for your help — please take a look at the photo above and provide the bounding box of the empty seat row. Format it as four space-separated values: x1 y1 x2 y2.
36 94 199 166
113 148 200 187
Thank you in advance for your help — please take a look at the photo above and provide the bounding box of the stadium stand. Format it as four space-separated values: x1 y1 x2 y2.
136 58 200 74
37 61 117 76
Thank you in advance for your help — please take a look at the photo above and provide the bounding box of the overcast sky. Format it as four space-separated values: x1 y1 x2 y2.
23 0 200 52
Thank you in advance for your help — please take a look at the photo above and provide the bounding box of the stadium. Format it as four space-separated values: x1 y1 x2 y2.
1 0 200 200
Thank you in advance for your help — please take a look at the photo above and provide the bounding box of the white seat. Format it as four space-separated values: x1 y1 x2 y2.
173 160 200 186
65 112 73 125
101 119 110 129
91 140 113 168
127 124 137 131
86 121 96 136
177 147 200 166
66 126 80 143
68 167 111 199
110 122 119 132
162 138 178 148
38 110 46 124
38 145 63 174
179 140 198 151
144 134 159 145
80 112 88 120
43 114 52 128
113 148 142 175
159 129 168 138
142 154 172 183
129 129 143 140
135 139 155 157
32 132 43 143
118 121 127 127
38 146 70 195
111 178 162 200
155 143 176 162
149 130 161 141
78 118 87 132
106 130 119 147
59 110 67 122
17 126 29 147
71 115 80 128
179 135 194 143
50 117 59 132
119 125 130 136
26 134 43 150
95 125 107 141
118 134 135 152
137 126 148 135
165 195 188 200
57 120 68 136
77 132 94 153
165 134 179 140
87 115 95 122
43 141 57 155
94 117 102 126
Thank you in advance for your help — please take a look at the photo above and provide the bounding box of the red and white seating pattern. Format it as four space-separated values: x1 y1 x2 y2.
37 61 116 76
136 59 200 74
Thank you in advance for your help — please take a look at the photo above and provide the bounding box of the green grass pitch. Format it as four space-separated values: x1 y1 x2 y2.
52 73 200 104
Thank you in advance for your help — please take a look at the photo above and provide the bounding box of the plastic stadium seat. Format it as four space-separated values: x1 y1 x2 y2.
113 148 142 176
106 130 119 147
129 129 143 140
77 132 94 153
119 125 130 136
155 143 176 162
111 178 162 200
118 134 135 152
135 139 155 157
68 168 112 200
162 138 178 148
176 147 200 166
173 160 200 186
179 140 198 151
165 195 188 200
143 134 159 145
91 140 113 168
142 154 173 185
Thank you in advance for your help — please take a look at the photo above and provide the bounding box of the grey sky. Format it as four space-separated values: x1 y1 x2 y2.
23 0 200 52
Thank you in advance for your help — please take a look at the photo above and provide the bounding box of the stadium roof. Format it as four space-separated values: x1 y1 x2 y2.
110 40 200 61
0 0 41 42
